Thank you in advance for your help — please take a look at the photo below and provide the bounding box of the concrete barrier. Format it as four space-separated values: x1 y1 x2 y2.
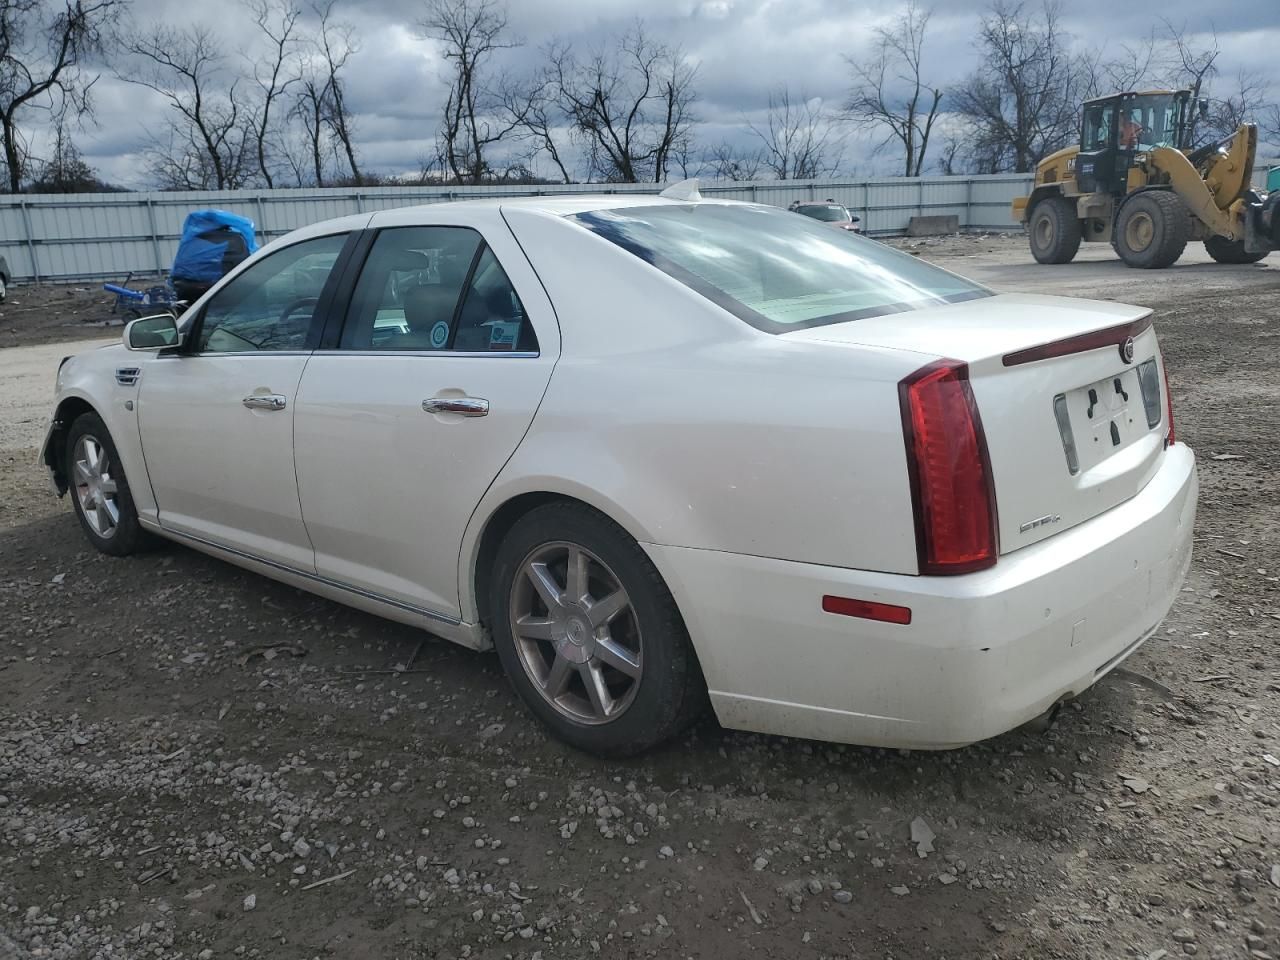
906 215 961 237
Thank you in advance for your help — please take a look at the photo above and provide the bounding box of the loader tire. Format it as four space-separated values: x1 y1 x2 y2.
1204 234 1268 264
1115 191 1189 269
1028 196 1082 264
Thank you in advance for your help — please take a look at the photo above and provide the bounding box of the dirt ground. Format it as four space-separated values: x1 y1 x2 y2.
0 281 141 349
2 235 1278 960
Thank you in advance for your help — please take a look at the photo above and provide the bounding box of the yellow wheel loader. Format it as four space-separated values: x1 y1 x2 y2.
1011 89 1280 268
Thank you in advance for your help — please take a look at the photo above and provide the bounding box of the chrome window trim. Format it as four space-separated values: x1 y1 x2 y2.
155 351 314 359
311 350 540 359
156 525 461 627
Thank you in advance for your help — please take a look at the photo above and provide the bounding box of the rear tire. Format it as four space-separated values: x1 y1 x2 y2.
65 412 151 556
1028 196 1082 264
1204 234 1268 264
489 502 705 757
1114 192 1189 269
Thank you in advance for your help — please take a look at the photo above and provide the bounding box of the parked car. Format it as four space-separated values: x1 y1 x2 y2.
789 200 862 232
0 254 9 302
41 194 1197 756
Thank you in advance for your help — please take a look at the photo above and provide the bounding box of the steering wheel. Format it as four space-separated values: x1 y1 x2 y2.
278 296 319 325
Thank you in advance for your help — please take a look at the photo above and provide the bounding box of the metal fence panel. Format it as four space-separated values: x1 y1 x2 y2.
1 162 1274 282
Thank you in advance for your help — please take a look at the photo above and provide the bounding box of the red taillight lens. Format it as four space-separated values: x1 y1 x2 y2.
899 360 999 575
1160 355 1175 445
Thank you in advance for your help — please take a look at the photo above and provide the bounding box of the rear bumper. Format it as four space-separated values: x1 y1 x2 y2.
644 443 1197 749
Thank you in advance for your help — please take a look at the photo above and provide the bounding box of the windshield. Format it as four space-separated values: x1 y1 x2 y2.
797 204 850 223
1119 95 1184 150
570 204 990 333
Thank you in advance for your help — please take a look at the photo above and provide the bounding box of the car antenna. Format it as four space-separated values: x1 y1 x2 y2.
659 178 702 202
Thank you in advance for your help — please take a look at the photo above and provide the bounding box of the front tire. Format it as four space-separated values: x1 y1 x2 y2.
1204 234 1268 264
65 412 151 556
490 502 705 756
1115 192 1189 269
1028 196 1082 264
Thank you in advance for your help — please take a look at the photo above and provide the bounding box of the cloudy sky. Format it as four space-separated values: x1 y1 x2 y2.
52 0 1280 187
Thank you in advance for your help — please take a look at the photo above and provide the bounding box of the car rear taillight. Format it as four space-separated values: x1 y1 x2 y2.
1161 355 1175 446
899 360 999 575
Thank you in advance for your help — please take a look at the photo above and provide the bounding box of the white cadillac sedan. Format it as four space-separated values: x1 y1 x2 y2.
41 191 1197 756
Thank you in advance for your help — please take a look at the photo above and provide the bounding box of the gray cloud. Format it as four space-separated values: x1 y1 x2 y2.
39 0 1280 187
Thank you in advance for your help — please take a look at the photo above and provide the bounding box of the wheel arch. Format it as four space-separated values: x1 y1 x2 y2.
461 484 661 634
43 394 102 495
1025 184 1065 218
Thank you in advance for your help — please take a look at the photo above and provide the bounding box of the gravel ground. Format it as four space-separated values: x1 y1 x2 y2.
2 234 1279 959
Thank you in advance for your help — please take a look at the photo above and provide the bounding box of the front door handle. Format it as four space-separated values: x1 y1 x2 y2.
422 397 488 417
243 394 287 411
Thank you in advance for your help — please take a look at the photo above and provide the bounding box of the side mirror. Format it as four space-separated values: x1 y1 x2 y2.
850 214 861 223
1198 98 1210 117
125 313 183 351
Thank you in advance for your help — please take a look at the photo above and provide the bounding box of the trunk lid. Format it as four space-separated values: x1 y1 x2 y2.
785 293 1169 554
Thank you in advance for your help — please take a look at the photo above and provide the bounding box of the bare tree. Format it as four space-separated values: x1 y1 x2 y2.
0 0 122 193
1159 18 1217 145
504 73 571 182
313 0 360 184
700 141 762 181
747 86 843 180
244 0 301 187
288 69 329 185
419 0 527 184
1203 69 1272 142
548 22 698 183
1100 30 1157 93
125 24 250 189
950 1 1089 173
844 1 941 177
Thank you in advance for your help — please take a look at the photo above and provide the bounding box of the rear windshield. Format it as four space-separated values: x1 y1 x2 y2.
570 204 990 333
797 204 849 222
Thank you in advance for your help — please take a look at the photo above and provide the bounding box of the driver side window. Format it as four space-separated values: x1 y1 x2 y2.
195 233 347 353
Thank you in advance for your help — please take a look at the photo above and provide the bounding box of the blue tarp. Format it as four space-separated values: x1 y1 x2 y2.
171 209 257 283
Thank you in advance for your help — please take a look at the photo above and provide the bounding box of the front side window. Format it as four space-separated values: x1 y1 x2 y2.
340 226 535 353
1084 105 1114 150
571 204 989 333
195 233 347 353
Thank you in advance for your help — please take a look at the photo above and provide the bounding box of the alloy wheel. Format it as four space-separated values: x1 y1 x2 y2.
509 541 643 724
73 434 119 539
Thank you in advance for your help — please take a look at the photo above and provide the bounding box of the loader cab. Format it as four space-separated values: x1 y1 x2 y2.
1076 90 1194 194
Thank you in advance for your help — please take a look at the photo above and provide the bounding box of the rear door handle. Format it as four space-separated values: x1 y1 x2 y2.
243 394 287 411
422 397 488 417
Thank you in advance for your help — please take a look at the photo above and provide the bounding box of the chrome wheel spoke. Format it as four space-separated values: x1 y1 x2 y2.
586 588 629 629
73 460 93 484
580 662 614 718
514 614 556 642
525 561 563 611
565 547 589 605
594 636 641 679
544 654 573 697
100 477 118 496
94 502 112 533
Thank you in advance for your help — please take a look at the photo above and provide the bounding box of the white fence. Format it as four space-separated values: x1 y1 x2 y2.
1 164 1275 283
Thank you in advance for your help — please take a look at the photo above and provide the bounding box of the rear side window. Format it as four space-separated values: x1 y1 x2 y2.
570 204 990 333
339 226 536 353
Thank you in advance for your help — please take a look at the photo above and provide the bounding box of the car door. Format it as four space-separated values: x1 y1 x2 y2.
293 210 559 622
138 231 352 570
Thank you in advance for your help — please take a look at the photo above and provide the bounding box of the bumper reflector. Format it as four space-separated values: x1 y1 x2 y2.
822 595 912 625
